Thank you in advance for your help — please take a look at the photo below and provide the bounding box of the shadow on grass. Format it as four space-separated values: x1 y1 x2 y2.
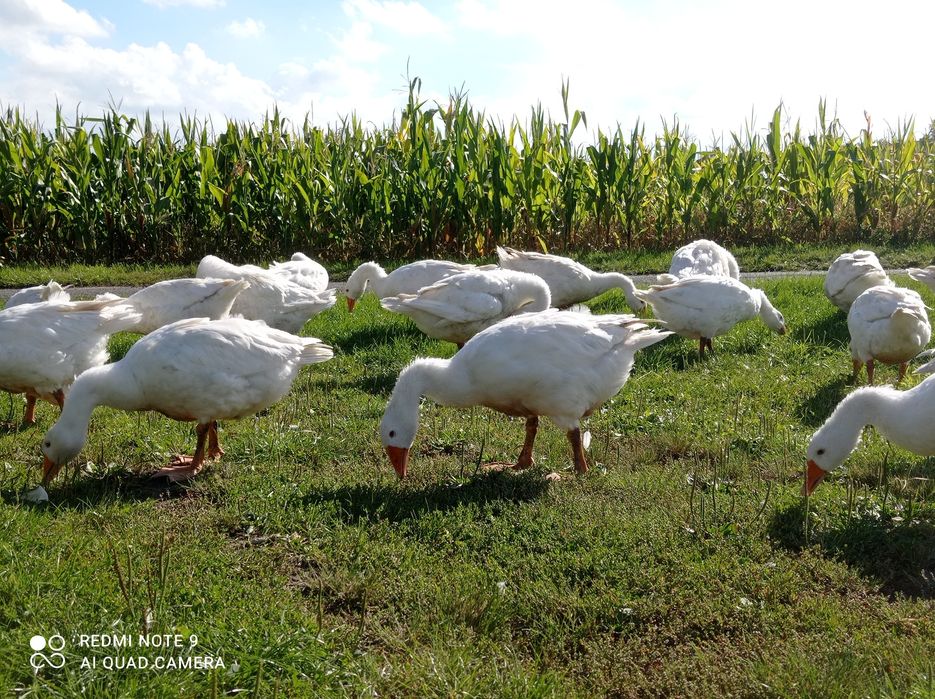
0 419 30 436
331 321 428 355
0 392 31 432
769 501 935 599
793 310 850 348
636 339 705 373
2 469 193 510
795 374 852 427
348 371 400 397
302 470 550 524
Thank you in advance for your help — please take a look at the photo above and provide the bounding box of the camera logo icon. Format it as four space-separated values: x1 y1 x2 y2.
29 635 66 670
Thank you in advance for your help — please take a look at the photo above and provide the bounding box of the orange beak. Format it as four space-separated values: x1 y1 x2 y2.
803 459 828 496
385 445 409 479
346 297 357 312
41 454 61 486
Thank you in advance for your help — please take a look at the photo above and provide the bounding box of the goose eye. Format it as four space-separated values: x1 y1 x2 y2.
44 441 51 448
388 430 396 438
816 448 825 456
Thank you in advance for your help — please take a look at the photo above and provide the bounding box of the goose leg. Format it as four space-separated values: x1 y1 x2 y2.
705 337 714 354
455 342 465 350
52 389 65 410
482 416 539 473
513 416 538 470
866 359 875 385
897 362 908 384
23 395 37 425
852 358 863 381
206 421 224 460
567 427 589 474
153 423 210 482
699 338 706 358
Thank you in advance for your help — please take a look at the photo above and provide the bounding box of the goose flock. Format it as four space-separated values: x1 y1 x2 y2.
3 240 934 499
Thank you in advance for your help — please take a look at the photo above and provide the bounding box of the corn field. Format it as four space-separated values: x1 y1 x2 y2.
1 79 934 265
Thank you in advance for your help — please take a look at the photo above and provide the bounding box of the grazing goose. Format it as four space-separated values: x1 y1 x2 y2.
907 265 935 293
196 255 335 333
656 239 740 284
636 276 786 357
496 246 644 311
40 317 333 485
345 260 495 312
268 252 329 292
824 250 893 312
0 299 142 425
381 269 551 347
99 278 250 335
5 281 71 308
380 310 672 478
805 375 935 494
847 286 931 384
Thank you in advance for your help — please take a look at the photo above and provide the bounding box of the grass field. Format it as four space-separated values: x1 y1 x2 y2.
1 273 933 697
2 239 935 289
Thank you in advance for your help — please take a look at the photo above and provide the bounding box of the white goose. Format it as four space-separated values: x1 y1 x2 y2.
40 317 333 485
907 265 935 293
656 239 740 284
0 299 142 425
847 286 931 384
268 252 329 292
196 255 336 333
381 269 551 347
636 276 786 356
380 310 672 478
345 259 495 312
824 250 893 312
805 375 935 495
496 246 644 311
100 278 250 335
5 281 71 308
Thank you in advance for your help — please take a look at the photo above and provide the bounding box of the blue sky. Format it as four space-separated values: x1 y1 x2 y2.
1 0 933 145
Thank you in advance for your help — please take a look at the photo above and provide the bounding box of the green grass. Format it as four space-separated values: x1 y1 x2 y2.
3 239 935 289
0 263 195 288
1 275 933 697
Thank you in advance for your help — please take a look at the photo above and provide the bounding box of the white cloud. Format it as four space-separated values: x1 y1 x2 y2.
0 0 108 38
332 20 386 63
278 62 310 80
453 0 935 143
343 0 449 37
0 30 277 124
0 0 410 131
143 0 225 8
3 0 930 143
226 17 265 39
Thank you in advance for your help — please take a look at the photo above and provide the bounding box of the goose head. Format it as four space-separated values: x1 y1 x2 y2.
616 275 646 313
804 426 859 496
380 405 419 478
755 289 787 335
345 262 384 312
803 389 873 495
379 359 445 478
40 420 88 485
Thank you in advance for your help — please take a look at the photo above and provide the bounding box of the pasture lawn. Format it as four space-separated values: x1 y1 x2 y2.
2 238 935 288
0 274 933 697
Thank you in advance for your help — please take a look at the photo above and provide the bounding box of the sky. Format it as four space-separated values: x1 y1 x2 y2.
0 0 933 145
